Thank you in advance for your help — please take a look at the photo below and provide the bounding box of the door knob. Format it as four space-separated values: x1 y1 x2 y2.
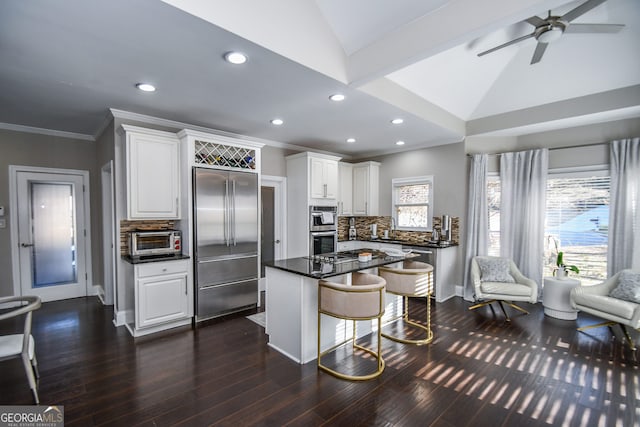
21 243 34 247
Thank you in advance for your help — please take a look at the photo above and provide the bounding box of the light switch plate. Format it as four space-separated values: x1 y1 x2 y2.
0 218 5 228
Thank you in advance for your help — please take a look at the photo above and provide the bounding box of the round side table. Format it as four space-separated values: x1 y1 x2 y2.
542 277 581 320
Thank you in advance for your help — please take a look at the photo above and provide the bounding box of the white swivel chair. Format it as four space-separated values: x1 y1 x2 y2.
0 295 42 403
570 270 640 350
469 256 538 321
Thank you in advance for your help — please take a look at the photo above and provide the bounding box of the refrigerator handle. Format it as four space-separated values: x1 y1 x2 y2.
232 180 237 246
225 180 230 246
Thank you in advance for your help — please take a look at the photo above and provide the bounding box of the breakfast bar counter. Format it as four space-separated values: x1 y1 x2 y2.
264 251 409 364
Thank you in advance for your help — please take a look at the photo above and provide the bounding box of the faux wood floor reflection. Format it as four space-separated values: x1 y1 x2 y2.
1 297 638 426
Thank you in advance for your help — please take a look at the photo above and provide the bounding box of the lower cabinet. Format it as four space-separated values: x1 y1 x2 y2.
126 259 193 337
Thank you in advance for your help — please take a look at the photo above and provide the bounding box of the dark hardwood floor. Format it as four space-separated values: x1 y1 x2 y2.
1 296 638 426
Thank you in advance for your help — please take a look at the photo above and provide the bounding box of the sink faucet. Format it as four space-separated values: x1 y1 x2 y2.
390 217 396 239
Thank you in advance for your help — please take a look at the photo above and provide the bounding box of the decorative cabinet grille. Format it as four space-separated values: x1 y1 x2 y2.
194 139 256 170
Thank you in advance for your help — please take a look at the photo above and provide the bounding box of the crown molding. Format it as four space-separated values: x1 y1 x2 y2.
0 122 94 141
108 108 344 157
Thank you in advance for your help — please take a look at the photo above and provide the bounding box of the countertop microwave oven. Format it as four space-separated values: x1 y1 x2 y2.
128 230 182 257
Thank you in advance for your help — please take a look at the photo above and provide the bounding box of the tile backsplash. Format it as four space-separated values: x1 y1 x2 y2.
338 216 459 245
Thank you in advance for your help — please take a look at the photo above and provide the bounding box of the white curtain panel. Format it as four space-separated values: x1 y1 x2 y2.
608 138 640 275
499 148 548 288
463 154 488 301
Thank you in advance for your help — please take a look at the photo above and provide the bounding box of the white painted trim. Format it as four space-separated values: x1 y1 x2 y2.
113 310 128 327
101 161 116 307
0 122 94 141
9 165 94 298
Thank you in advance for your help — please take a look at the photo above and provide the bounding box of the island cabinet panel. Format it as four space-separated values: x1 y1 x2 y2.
123 125 180 219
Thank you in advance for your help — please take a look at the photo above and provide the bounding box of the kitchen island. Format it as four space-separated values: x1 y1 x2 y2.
264 250 409 364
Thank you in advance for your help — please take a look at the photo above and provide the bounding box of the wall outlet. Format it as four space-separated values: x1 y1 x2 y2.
0 218 5 228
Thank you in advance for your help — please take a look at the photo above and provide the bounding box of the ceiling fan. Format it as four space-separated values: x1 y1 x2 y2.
477 0 625 64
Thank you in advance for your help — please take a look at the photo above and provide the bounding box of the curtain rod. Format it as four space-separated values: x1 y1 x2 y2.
466 141 609 157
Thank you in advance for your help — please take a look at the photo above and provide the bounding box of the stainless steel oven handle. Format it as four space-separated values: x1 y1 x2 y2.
310 231 337 237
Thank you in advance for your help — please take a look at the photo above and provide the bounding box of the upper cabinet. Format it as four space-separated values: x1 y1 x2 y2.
122 125 180 220
309 156 338 199
287 152 341 204
338 162 353 215
352 161 380 216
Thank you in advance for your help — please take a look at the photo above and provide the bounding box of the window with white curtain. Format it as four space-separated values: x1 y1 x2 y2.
545 169 610 285
486 167 610 285
392 176 433 231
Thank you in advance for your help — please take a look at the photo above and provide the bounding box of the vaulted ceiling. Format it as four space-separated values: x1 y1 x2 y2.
0 0 638 157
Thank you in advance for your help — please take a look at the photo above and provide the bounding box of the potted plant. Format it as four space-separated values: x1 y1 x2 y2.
554 251 579 279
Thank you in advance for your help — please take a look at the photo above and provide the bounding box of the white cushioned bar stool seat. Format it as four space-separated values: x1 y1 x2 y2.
570 270 640 350
378 260 434 345
0 295 42 404
318 272 386 381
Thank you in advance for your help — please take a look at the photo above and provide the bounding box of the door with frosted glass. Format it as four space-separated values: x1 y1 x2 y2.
17 171 88 301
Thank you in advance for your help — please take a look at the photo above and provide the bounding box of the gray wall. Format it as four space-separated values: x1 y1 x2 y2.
262 145 297 176
369 141 468 287
0 129 101 297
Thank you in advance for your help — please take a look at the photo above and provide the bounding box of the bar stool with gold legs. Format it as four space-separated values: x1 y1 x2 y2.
378 260 434 345
317 272 386 381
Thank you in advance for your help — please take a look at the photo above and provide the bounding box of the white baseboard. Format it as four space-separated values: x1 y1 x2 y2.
113 309 128 327
455 285 464 297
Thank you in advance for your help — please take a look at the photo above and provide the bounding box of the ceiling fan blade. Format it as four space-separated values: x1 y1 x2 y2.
561 0 606 22
530 42 548 64
565 23 625 33
477 33 535 57
525 16 546 27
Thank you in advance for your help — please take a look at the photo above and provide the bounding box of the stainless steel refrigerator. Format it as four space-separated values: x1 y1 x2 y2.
193 167 258 321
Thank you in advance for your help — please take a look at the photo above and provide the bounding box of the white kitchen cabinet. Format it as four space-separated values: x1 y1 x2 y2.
352 161 380 216
126 259 192 337
122 125 180 219
310 156 338 199
338 162 353 215
286 152 342 258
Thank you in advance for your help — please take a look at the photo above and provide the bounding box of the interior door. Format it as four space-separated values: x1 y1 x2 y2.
16 171 88 301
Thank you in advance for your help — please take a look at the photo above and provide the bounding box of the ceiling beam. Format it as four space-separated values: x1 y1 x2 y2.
466 85 640 136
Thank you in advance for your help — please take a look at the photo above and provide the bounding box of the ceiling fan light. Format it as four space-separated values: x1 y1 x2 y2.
537 26 563 43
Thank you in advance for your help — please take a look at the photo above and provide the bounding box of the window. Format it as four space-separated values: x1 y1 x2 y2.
545 171 610 285
392 176 433 231
486 168 610 285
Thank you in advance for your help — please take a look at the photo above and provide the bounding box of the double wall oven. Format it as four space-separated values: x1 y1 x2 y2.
309 206 337 256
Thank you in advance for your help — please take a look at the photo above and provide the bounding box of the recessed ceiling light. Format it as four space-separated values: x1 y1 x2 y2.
224 51 248 64
136 83 156 92
329 94 345 102
391 118 404 125
270 118 284 126
346 138 356 143
396 141 405 146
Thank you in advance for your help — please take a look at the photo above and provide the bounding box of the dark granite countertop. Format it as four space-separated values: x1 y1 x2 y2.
122 254 191 264
341 238 458 249
265 250 414 279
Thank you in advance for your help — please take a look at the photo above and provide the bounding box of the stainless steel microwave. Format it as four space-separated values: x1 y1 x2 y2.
128 230 181 257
